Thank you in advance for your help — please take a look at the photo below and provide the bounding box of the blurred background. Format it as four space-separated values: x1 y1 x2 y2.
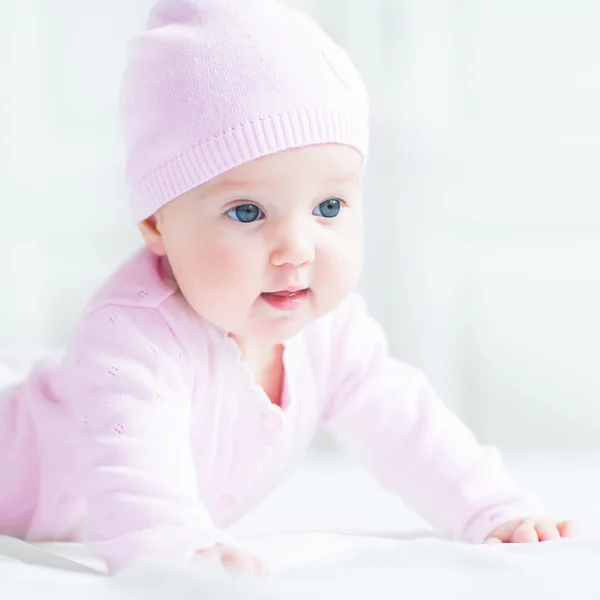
1 0 600 454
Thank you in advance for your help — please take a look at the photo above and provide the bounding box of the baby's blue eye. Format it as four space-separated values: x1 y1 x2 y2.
227 204 264 223
313 198 342 218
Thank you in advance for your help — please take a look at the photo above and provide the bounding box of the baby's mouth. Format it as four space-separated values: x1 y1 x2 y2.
263 289 305 297
261 289 309 311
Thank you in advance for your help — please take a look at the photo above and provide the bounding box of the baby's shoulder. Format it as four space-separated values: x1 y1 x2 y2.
67 246 208 357
81 246 178 317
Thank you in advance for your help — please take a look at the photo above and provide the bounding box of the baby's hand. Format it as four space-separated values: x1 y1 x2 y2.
484 518 576 544
196 544 269 577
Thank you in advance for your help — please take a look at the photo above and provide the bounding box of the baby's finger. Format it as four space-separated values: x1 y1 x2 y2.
512 521 539 543
557 520 577 538
534 521 560 542
221 548 269 578
252 556 270 577
220 548 257 576
484 536 503 544
195 546 222 566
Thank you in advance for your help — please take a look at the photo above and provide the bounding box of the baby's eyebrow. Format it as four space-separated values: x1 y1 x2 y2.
204 178 258 197
203 170 358 197
324 171 360 184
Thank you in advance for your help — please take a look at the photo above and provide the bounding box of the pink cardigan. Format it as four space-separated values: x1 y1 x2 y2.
0 247 542 572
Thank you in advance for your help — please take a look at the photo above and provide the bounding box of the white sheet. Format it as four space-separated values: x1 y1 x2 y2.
2 452 600 599
4 533 600 599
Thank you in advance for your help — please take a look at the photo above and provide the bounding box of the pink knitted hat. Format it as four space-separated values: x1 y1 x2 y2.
120 0 370 222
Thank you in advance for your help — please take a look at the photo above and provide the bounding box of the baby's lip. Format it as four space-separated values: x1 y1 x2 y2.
263 286 308 295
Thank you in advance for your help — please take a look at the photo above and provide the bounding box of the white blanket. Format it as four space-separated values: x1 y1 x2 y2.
2 452 600 599
2 533 600 599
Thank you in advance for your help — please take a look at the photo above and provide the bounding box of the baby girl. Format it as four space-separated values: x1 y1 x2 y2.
0 0 574 575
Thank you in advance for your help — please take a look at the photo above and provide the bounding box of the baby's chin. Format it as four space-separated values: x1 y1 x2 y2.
242 292 351 344
231 310 321 346
213 291 348 344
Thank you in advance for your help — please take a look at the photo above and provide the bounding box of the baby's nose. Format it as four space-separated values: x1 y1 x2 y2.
270 226 315 267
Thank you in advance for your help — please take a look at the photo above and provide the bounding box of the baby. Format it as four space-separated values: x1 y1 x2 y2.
0 0 574 576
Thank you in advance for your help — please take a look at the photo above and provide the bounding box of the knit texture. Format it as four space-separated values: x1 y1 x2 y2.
120 0 370 222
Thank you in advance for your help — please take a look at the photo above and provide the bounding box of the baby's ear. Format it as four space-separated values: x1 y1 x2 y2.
138 214 167 256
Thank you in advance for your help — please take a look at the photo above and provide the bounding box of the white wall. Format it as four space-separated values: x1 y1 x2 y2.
1 0 600 451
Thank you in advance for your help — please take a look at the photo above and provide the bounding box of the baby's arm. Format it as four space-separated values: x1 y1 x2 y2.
59 304 224 573
321 295 545 543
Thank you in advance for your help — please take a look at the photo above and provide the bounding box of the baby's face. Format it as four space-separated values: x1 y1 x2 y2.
149 144 364 344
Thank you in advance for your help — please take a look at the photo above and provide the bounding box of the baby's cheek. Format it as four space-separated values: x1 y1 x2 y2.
208 244 253 282
333 234 363 278
169 240 228 298
317 247 361 308
195 244 258 307
339 254 363 294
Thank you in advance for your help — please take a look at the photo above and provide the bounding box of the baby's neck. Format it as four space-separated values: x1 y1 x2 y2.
229 334 285 406
228 334 281 365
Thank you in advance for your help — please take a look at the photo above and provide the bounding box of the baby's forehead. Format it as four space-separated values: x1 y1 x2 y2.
205 145 363 190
